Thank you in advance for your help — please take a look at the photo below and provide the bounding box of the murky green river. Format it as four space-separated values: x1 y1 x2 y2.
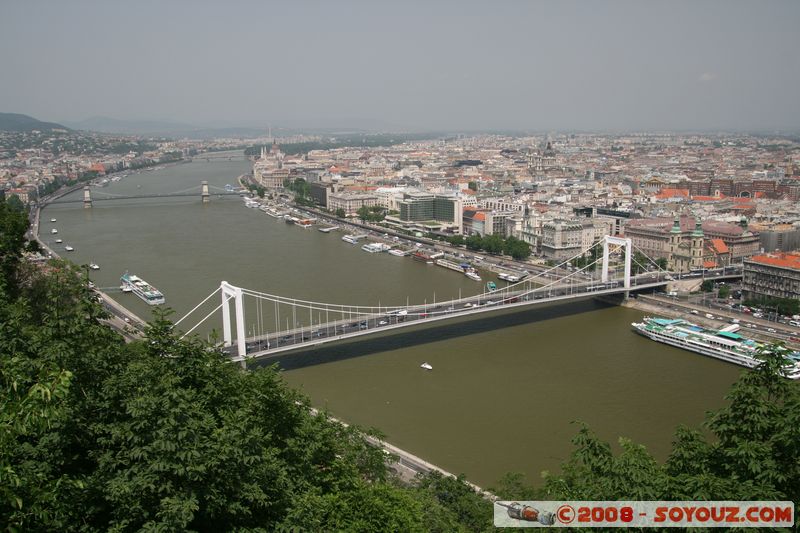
42 154 741 487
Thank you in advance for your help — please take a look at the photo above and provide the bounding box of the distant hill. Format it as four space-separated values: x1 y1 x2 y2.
63 116 272 139
0 112 69 132
63 116 196 135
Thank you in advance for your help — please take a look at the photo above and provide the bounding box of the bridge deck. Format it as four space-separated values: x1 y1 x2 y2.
50 192 241 203
227 280 672 363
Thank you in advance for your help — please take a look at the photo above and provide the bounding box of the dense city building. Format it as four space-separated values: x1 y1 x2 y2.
742 252 800 302
327 192 378 216
4 126 798 272
625 216 760 271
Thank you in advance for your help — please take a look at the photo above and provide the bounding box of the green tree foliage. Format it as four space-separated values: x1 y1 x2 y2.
0 357 75 530
0 197 494 531
465 234 483 251
467 181 478 191
744 297 799 316
0 199 29 295
717 284 731 299
283 177 315 206
247 183 266 198
630 251 653 274
6 194 25 211
481 235 505 255
463 234 530 259
701 279 715 292
573 244 602 272
447 235 465 247
504 237 531 260
356 205 386 223
334 208 346 218
414 472 492 532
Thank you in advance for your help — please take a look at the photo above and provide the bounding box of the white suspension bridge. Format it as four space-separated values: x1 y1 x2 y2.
174 236 733 367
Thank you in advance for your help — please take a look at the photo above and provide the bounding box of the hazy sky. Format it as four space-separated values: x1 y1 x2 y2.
2 0 798 131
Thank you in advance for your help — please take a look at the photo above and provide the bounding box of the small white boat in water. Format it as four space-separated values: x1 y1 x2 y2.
50 218 57 223
464 268 481 282
51 228 58 234
89 262 100 270
420 362 433 370
64 245 74 252
55 238 63 243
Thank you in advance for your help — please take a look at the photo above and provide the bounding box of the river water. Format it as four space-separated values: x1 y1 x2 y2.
42 155 742 488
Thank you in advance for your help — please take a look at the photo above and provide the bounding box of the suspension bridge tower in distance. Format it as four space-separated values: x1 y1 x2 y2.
201 180 210 203
82 186 92 209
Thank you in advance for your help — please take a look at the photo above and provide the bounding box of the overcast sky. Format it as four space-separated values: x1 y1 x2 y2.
1 0 798 132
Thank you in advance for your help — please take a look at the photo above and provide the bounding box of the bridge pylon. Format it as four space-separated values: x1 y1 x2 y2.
220 281 246 366
83 186 92 208
201 181 210 203
601 235 632 289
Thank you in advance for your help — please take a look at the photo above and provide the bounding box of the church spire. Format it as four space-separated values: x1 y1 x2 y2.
692 219 703 238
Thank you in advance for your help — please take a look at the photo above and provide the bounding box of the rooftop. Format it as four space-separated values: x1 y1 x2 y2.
746 251 800 270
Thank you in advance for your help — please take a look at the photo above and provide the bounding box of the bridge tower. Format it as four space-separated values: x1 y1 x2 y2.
601 235 632 290
201 180 210 203
221 281 247 367
82 186 92 209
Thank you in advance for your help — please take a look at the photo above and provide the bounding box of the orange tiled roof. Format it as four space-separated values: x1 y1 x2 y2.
749 252 800 270
473 212 486 221
655 188 690 199
691 195 720 202
711 238 729 254
703 260 718 268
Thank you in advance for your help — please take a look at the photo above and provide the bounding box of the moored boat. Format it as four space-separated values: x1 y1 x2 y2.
342 234 367 244
361 242 391 253
296 218 316 228
412 251 434 264
464 267 481 281
120 272 165 305
632 316 800 379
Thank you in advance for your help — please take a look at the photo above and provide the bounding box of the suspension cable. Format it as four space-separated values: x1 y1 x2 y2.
175 286 222 325
180 294 233 339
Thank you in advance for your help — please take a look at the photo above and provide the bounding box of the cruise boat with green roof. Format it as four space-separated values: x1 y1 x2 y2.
632 316 800 379
120 272 165 305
